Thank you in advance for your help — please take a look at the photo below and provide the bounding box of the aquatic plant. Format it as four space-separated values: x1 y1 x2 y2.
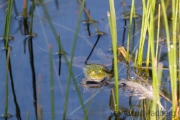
3 0 13 49
108 79 165 111
108 0 119 114
62 0 88 119
126 0 135 61
161 0 178 119
39 0 88 119
1 0 180 119
49 45 55 120
3 47 11 118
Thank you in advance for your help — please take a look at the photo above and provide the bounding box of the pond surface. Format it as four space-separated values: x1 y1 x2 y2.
0 0 173 120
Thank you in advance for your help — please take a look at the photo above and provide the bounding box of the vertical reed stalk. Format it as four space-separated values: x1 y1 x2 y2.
161 0 178 119
4 47 11 117
39 1 88 119
126 0 135 61
121 0 126 46
3 0 14 48
145 37 150 75
63 0 88 119
178 2 180 110
137 0 150 67
155 4 161 59
147 1 160 119
157 63 163 119
171 0 178 118
108 0 119 113
49 45 55 120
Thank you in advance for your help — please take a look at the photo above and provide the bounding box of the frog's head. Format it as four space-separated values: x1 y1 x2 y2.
83 64 107 82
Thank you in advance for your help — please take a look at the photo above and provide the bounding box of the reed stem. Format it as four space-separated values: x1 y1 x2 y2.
4 47 11 117
161 0 178 118
126 0 135 61
49 45 55 120
3 0 14 48
39 1 88 119
108 0 119 113
63 0 88 119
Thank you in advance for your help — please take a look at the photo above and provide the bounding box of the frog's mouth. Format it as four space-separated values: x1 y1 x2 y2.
81 78 108 88
87 78 106 83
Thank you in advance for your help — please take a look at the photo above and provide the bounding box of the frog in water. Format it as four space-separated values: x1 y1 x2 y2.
81 59 114 88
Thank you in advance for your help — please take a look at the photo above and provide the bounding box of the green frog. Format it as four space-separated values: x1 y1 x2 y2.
81 60 114 88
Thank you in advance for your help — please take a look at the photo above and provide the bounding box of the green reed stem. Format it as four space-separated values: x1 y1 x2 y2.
109 89 116 111
155 4 161 59
4 47 11 117
39 0 71 65
57 34 61 52
137 0 150 67
108 0 119 113
145 8 152 71
145 37 150 73
126 0 134 61
172 0 178 118
63 0 88 120
178 2 180 107
39 1 88 119
156 4 162 114
49 45 55 120
39 0 69 65
161 0 178 118
147 2 160 120
157 63 163 117
3 0 14 48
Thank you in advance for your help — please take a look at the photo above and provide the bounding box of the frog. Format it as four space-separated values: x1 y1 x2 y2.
81 60 114 88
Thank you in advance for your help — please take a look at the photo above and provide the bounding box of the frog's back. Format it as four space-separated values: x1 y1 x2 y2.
83 63 109 82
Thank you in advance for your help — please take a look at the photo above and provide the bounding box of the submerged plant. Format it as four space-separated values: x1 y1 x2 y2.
108 79 165 111
2 47 12 118
81 10 99 36
14 0 30 35
57 34 66 76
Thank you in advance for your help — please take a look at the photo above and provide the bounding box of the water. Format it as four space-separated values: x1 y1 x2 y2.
0 0 173 120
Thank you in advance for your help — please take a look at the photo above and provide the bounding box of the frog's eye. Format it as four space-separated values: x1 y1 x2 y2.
99 69 102 73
